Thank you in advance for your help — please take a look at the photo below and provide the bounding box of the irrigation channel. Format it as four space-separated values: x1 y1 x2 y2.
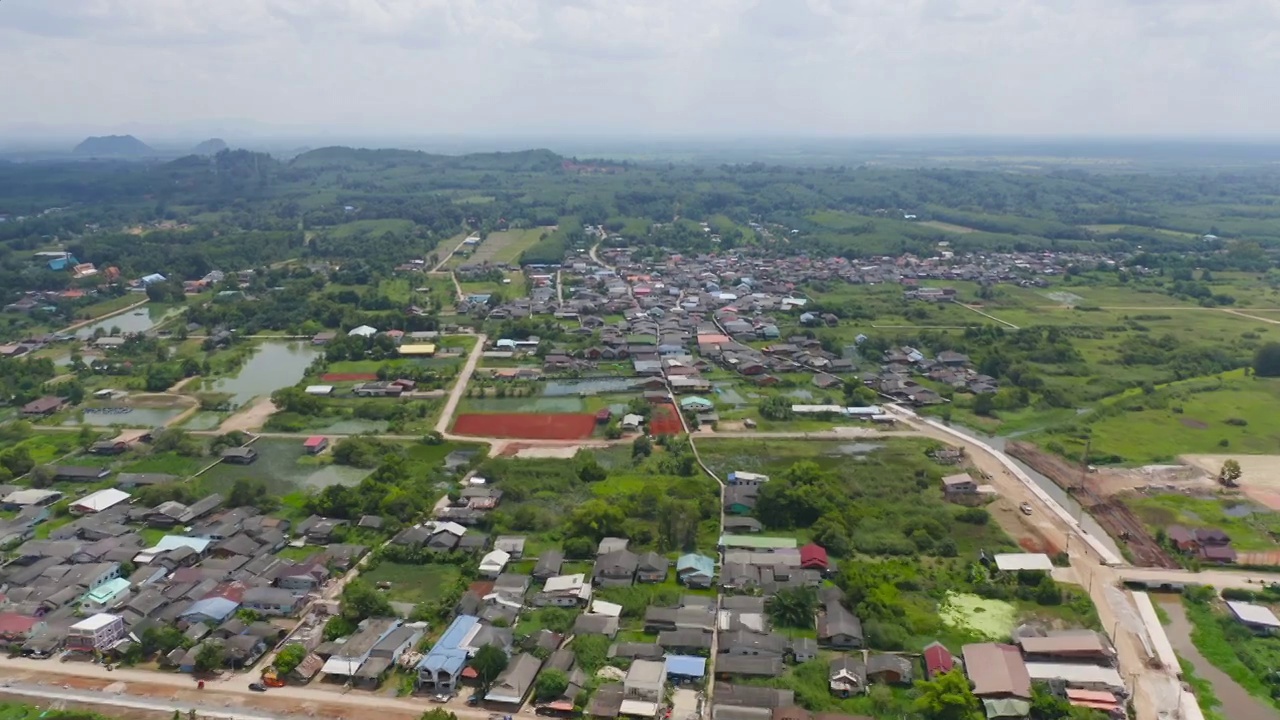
1156 596 1279 720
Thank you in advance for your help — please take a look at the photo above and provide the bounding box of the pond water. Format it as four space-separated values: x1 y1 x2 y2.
712 382 748 406
1158 595 1279 720
63 407 183 427
74 304 173 339
1224 503 1258 518
198 439 370 495
828 442 884 456
543 378 635 396
208 342 322 406
945 423 1123 558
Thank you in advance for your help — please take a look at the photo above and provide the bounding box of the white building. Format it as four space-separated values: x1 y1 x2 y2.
67 613 126 653
478 549 511 578
71 488 131 515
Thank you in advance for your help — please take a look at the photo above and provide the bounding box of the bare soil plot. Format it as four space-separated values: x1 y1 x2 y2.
1182 453 1280 510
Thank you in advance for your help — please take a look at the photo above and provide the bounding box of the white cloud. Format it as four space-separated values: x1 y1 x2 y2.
1 0 1277 138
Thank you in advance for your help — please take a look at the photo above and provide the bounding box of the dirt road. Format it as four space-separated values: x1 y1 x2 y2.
58 299 150 335
435 333 487 435
217 396 277 433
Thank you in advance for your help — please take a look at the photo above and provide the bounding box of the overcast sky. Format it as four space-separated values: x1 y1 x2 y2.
3 0 1279 139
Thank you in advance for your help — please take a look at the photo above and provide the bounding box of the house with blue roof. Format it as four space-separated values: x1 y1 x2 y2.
417 614 480 692
676 554 715 589
179 596 240 625
140 273 167 286
47 254 78 271
664 654 706 685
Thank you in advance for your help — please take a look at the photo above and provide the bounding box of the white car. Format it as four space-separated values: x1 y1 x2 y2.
431 694 452 703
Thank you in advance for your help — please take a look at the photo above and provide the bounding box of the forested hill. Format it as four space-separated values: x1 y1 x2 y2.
290 146 563 172
72 135 154 156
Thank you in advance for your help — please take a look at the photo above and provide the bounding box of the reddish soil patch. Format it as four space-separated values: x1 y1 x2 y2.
453 413 596 439
1018 536 1062 556
321 372 378 382
649 403 683 436
1179 417 1208 429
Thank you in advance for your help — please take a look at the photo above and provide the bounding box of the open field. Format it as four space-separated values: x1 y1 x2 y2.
324 218 416 239
1182 454 1280 511
453 412 597 439
1031 372 1280 465
918 219 978 233
361 562 461 605
1127 493 1280 552
939 591 1016 639
448 228 546 267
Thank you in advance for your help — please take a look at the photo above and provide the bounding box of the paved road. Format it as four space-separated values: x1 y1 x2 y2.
435 333 487 435
1117 566 1280 590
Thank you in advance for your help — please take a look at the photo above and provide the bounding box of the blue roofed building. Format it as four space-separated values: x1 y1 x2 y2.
140 273 167 286
675 553 715 589
417 614 480 692
179 596 240 625
47 254 78 271
664 654 706 685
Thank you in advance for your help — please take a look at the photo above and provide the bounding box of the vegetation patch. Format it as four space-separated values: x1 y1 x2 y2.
938 591 1017 639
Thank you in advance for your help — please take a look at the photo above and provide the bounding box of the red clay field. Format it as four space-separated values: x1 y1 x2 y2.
649 403 683 436
321 372 379 382
453 413 597 439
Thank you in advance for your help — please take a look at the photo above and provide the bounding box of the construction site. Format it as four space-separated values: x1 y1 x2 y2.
1006 441 1181 569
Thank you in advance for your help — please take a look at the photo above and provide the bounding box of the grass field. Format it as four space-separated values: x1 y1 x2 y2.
1032 372 1280 464
449 228 547 268
361 562 461 605
1127 494 1280 552
325 219 416 239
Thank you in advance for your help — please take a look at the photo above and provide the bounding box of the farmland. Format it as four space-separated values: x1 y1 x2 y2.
447 228 547 268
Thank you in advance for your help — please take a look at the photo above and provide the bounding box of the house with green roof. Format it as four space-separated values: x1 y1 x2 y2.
81 577 131 613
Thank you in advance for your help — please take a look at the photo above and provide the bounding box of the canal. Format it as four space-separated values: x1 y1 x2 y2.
944 423 1123 558
1157 595 1278 720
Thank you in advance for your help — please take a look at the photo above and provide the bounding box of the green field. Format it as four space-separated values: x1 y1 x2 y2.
325 218 416 239
1031 372 1280 464
1128 494 1280 552
361 562 461 605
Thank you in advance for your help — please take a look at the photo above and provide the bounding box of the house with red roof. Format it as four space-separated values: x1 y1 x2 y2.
922 641 956 679
0 613 43 646
799 543 829 572
303 436 328 455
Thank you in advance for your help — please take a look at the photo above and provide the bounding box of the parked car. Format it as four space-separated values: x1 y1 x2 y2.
431 694 452 703
249 683 267 692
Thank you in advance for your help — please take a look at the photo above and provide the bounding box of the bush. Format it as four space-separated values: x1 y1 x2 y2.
955 507 990 525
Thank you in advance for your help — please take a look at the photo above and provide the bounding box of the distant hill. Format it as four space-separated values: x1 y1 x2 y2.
291 146 563 172
192 138 229 155
73 135 153 157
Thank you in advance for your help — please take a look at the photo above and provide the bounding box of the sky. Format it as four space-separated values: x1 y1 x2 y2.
3 0 1279 140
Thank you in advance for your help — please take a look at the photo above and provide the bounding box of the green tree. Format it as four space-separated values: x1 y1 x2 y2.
340 580 394 622
632 434 653 459
534 668 569 701
759 396 794 421
273 643 307 675
1253 342 1280 377
470 644 508 693
767 586 818 629
565 499 626 541
972 393 996 416
419 710 459 720
913 669 982 720
194 642 225 672
1218 459 1242 487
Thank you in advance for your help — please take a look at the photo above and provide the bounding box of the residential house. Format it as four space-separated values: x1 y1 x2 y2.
623 659 667 716
922 642 957 679
866 654 914 685
676 553 715 589
416 615 479 692
242 587 305 617
219 447 258 465
594 550 639 587
486 653 543 705
818 601 863 649
828 656 867 697
715 655 784 678
66 613 126 653
532 549 564 581
321 618 403 681
962 643 1031 699
636 552 669 583
533 573 593 608
1227 601 1280 635
723 487 757 515
479 549 511 578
